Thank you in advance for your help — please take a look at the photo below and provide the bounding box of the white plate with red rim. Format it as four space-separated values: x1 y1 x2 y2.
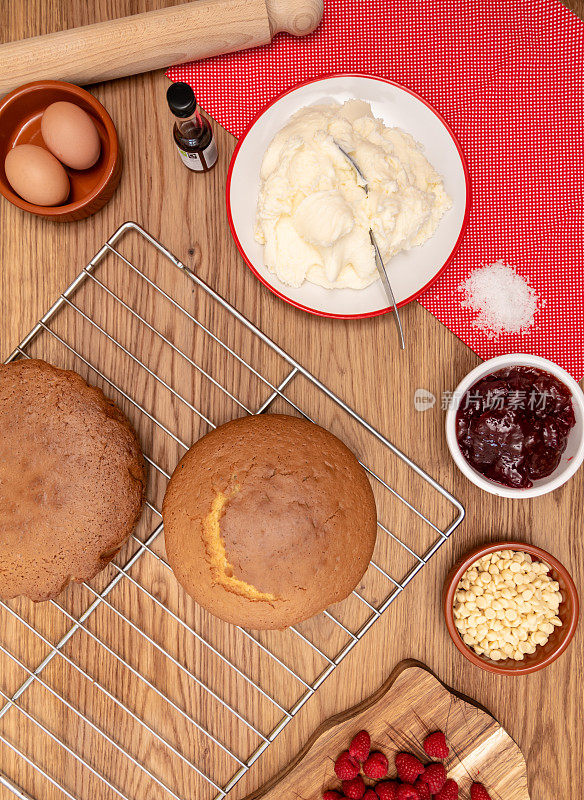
227 74 471 319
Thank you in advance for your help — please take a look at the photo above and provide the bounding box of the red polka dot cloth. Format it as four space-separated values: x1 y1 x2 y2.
167 0 584 379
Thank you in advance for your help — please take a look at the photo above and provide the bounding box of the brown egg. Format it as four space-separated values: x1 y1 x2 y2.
4 145 70 206
41 102 101 170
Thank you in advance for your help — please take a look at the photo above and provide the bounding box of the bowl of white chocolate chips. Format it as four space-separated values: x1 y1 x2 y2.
443 542 579 675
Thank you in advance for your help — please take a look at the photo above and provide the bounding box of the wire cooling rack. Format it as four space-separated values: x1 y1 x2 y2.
0 222 464 800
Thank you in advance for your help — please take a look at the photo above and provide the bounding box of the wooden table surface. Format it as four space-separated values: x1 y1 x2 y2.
1 2 582 800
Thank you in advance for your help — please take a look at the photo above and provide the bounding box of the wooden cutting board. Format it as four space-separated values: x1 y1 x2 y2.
244 660 530 800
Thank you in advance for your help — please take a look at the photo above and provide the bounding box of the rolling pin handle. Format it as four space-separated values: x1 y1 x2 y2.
265 0 324 37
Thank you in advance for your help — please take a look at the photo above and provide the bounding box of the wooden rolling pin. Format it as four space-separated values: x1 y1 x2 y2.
0 0 323 97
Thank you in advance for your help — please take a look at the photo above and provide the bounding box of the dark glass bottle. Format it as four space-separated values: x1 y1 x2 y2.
166 82 218 173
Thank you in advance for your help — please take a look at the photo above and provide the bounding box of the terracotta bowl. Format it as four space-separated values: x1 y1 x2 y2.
0 80 121 221
443 541 579 675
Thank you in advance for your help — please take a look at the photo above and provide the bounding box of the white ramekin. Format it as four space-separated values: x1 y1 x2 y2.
446 354 584 498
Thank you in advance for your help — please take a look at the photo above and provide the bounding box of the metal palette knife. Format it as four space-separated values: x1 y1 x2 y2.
335 142 406 350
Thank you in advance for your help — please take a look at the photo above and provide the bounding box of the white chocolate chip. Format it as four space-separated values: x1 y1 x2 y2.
540 622 554 635
453 550 563 663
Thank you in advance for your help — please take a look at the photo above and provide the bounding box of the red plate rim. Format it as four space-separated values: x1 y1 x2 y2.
226 72 472 320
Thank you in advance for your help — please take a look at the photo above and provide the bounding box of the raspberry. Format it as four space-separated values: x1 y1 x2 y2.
470 783 492 800
395 753 425 784
423 731 449 760
349 730 371 762
363 791 379 800
435 778 459 800
323 792 343 800
335 751 360 780
374 781 399 800
413 781 431 800
420 762 447 793
364 752 389 780
396 786 419 800
342 777 366 799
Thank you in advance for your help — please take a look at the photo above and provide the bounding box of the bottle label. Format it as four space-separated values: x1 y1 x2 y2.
177 139 218 172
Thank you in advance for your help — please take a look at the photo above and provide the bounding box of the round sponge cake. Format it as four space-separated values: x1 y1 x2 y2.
0 359 146 601
162 414 377 629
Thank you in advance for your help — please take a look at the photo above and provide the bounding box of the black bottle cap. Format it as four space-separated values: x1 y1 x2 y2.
166 82 197 118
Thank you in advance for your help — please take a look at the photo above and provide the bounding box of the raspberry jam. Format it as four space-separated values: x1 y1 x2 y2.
456 366 576 488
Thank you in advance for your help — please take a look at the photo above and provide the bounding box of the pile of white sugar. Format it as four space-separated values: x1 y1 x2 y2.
458 260 541 338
